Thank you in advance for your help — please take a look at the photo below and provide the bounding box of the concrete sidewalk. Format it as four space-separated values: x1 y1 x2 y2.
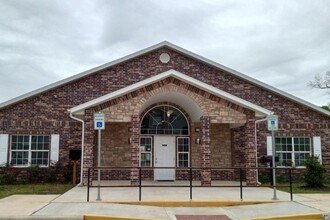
0 186 329 220
294 193 330 213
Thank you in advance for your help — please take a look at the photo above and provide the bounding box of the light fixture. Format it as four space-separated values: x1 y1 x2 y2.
195 137 200 144
166 110 173 118
128 137 132 144
195 127 200 132
128 127 132 132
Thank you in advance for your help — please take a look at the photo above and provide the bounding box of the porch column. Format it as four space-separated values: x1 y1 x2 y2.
82 109 95 185
244 110 257 186
130 115 140 185
200 116 211 186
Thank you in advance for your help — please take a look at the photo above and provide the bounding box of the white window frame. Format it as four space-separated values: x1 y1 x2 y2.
140 136 152 167
275 137 311 168
177 137 190 167
10 135 50 167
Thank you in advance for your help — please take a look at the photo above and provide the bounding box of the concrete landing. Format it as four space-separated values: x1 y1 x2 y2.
0 186 328 220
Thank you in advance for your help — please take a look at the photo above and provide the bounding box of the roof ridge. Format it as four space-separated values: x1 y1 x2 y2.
0 41 329 117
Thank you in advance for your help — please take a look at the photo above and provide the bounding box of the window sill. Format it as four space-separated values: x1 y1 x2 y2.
10 165 49 168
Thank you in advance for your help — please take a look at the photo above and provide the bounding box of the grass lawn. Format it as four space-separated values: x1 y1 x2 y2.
0 184 74 199
276 182 330 194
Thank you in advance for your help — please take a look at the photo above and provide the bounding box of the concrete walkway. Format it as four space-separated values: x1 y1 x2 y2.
0 195 59 216
295 193 330 213
0 186 329 220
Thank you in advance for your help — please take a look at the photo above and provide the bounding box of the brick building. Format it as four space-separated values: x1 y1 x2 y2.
0 42 329 186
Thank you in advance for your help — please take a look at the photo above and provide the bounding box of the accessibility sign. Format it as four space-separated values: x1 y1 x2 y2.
267 115 278 131
94 113 105 130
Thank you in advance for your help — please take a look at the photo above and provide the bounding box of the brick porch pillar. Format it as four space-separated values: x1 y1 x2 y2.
130 115 140 185
200 116 211 186
244 110 257 186
82 109 95 185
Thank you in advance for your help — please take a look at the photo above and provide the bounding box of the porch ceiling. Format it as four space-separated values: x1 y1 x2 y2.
139 91 203 121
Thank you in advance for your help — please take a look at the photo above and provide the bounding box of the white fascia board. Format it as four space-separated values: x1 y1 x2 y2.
69 70 173 113
69 69 273 116
165 42 330 117
1 41 328 117
171 70 273 116
0 41 170 109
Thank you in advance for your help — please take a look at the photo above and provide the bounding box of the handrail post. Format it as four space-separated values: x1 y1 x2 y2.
240 168 243 201
190 167 192 200
87 167 90 202
289 168 293 201
139 167 142 201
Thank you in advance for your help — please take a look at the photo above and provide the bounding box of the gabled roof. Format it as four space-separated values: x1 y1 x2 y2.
0 41 329 117
69 69 273 117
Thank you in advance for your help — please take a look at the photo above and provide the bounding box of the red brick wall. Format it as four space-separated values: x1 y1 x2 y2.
0 46 329 178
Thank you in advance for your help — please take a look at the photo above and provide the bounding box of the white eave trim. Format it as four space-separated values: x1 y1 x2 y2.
69 69 273 116
1 41 329 117
0 41 171 109
165 42 330 117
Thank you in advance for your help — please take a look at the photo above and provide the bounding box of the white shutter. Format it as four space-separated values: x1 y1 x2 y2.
50 134 60 164
313 136 322 164
0 134 9 166
267 136 272 155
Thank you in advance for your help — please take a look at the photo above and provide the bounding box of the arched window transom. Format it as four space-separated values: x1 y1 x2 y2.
140 105 189 135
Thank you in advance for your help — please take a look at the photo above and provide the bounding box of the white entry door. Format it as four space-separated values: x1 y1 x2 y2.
154 136 175 181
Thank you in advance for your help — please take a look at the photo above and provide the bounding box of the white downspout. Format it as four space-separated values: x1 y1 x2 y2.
255 117 267 185
69 112 85 186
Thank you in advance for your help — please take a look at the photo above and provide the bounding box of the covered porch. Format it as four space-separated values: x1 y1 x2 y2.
68 69 273 186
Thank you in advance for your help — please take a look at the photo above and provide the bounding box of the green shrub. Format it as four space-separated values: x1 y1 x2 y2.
0 161 73 185
259 173 271 184
0 164 19 185
277 175 289 183
27 165 42 183
302 155 327 188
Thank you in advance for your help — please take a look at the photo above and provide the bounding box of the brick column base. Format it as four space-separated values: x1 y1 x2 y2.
130 168 139 186
130 115 140 185
82 109 95 186
201 168 211 186
244 110 257 186
246 169 257 186
200 116 211 186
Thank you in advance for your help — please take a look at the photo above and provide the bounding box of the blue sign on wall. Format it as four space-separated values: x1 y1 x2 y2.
94 113 105 130
267 115 278 131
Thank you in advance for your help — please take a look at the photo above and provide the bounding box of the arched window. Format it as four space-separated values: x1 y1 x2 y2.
140 105 189 135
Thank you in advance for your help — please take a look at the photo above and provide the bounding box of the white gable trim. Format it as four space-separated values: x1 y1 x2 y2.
68 69 273 117
1 41 329 117
0 42 170 109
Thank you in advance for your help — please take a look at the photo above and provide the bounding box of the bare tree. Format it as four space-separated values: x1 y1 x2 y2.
309 71 330 108
309 71 330 91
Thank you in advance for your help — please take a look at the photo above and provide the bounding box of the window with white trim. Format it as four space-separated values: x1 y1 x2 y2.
177 137 189 167
140 105 189 135
275 137 311 167
140 137 152 167
11 135 50 167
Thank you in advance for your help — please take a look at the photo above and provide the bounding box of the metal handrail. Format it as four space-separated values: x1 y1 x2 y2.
87 166 295 202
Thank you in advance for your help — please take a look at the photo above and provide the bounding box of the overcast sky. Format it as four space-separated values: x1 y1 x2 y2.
0 0 329 106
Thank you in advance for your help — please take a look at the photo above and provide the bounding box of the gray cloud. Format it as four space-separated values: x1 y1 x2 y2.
0 0 329 106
